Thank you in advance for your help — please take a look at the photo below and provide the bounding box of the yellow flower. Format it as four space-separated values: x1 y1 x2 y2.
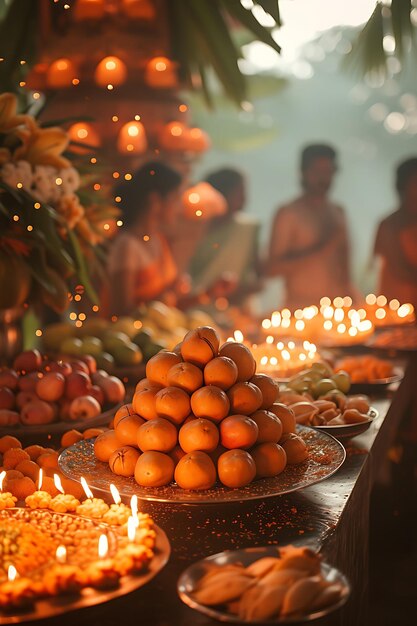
14 126 70 169
56 193 84 229
0 93 29 132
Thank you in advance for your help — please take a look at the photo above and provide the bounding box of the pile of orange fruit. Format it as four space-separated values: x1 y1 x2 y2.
336 355 394 383
94 327 309 491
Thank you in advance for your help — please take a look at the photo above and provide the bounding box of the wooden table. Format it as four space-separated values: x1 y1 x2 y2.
47 363 413 626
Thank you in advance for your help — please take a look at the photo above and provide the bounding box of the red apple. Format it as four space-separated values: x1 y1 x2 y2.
91 370 109 385
69 395 101 421
65 371 92 400
69 360 90 375
16 391 38 410
0 369 19 390
0 409 20 426
81 355 97 375
49 360 73 378
18 372 42 393
0 387 15 410
36 372 65 402
90 384 105 407
59 399 73 421
13 349 42 373
98 376 125 405
20 400 56 425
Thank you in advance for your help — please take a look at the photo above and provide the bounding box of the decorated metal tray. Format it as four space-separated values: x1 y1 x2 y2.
59 426 346 505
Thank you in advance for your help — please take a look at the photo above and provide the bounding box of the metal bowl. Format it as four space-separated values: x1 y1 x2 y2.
312 407 378 440
177 545 350 624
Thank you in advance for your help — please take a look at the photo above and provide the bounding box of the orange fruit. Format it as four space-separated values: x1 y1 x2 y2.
137 418 177 452
179 418 219 453
109 446 140 477
61 429 83 448
7 476 36 500
113 403 135 428
146 351 182 386
0 436 22 453
180 326 220 368
3 448 30 470
169 445 186 465
166 362 203 394
250 374 279 409
15 459 39 482
82 428 104 439
132 387 159 421
251 442 287 478
190 386 230 423
174 451 216 490
94 430 122 462
220 415 258 450
134 451 174 487
250 410 283 443
227 382 262 415
37 452 59 470
217 449 256 488
24 445 45 461
269 403 296 435
218 342 256 382
155 387 191 425
280 433 308 464
135 378 163 393
204 356 238 390
115 414 144 446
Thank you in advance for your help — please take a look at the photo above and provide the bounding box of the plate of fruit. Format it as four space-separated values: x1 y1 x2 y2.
334 355 403 394
278 362 378 439
59 327 345 504
0 350 125 437
177 544 350 623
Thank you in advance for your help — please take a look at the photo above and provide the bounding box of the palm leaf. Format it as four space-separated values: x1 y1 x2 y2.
225 0 281 53
343 2 385 75
67 228 99 303
0 0 39 91
254 0 282 26
391 0 413 59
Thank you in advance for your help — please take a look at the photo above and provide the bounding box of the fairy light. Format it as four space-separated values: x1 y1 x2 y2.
92 305 99 312
112 116 119 122
337 323 346 333
266 335 274 344
72 78 80 85
27 225 33 231
343 296 353 307
35 329 42 337
69 312 77 321
271 311 281 327
115 196 122 203
294 309 303 320
143 235 150 242
75 320 82 328
134 115 141 121
179 104 188 112
189 193 200 204
116 220 123 227
34 202 41 209
398 303 412 318
124 173 132 181
366 293 377 305
107 84 114 90
281 318 290 329
16 182 22 188
234 330 244 342
56 545 67 564
277 342 284 350
295 319 305 331
103 223 110 231
91 157 97 164
261 319 271 330
334 308 344 322
56 177 63 185
8 566 17 582
260 356 268 366
133 320 142 329
376 295 387 307
333 296 344 308
74 294 81 301
320 296 331 306
93 183 101 191
195 210 203 217
323 320 333 330
33 92 40 100
375 308 386 319
288 341 295 349
270 357 278 366
78 313 86 321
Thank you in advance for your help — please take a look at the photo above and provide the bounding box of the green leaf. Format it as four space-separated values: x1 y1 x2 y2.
225 0 281 54
391 0 413 59
67 228 99 303
0 0 39 91
254 0 282 26
343 2 385 75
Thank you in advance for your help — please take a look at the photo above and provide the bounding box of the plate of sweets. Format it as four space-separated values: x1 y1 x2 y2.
59 327 345 504
335 354 403 394
0 468 169 622
178 544 350 623
0 350 125 438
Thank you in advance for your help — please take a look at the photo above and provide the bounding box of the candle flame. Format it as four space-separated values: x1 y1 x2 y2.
0 470 5 491
80 477 94 499
53 474 65 494
8 565 17 582
127 516 136 542
234 329 244 343
110 483 121 505
130 495 139 527
98 534 108 559
56 545 67 564
38 468 43 490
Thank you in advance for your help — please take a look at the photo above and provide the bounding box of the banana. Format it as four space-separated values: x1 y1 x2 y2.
193 573 255 606
245 556 279 578
240 584 287 621
260 568 304 588
310 583 343 611
281 576 323 616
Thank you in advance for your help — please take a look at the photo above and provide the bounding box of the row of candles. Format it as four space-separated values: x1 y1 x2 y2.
0 469 140 582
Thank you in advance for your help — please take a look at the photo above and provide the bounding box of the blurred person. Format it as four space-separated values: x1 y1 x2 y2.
105 161 188 316
374 157 417 309
188 167 261 307
265 144 353 309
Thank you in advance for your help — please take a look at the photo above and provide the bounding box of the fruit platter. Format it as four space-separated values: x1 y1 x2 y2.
178 544 350 623
0 349 125 438
59 326 345 503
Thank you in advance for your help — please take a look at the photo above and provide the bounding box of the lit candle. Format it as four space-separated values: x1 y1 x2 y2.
0 470 5 491
53 473 65 494
0 470 17 509
38 468 43 490
98 534 109 559
117 121 147 154
94 56 127 88
46 58 77 88
56 545 67 564
145 56 177 88
8 565 17 582
110 483 121 505
127 516 136 542
80 476 94 499
69 122 101 150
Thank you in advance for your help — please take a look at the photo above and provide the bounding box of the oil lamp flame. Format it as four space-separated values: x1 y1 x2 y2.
81 476 94 499
110 483 121 505
8 565 17 582
127 516 136 542
38 468 43 490
130 495 139 527
56 545 67 564
234 329 244 343
53 474 65 494
0 470 5 491
98 534 108 559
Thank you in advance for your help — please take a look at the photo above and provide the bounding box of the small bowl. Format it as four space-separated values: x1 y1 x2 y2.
178 545 350 624
312 407 378 440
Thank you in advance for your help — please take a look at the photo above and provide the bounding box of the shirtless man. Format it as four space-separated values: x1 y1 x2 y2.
265 144 353 309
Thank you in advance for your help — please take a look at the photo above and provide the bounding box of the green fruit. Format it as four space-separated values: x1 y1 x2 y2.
132 330 154 350
60 337 83 356
113 344 143 366
102 331 131 352
288 378 311 393
81 336 103 357
312 378 337 399
332 371 351 394
111 317 138 339
43 323 76 351
78 318 109 338
311 361 333 378
96 352 115 371
143 342 165 361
